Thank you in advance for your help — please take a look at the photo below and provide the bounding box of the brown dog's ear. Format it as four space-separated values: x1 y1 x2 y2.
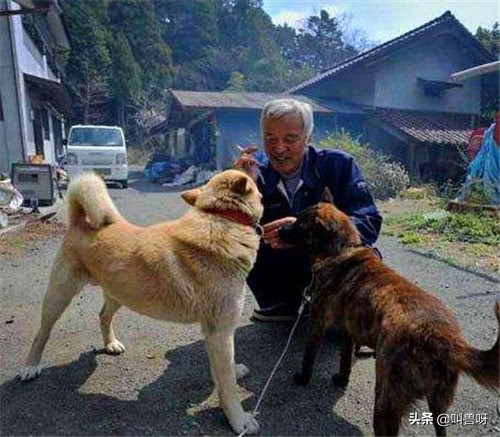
180 188 202 206
232 175 249 195
321 187 334 204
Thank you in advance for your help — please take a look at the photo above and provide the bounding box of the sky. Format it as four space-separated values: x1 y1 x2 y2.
262 0 500 45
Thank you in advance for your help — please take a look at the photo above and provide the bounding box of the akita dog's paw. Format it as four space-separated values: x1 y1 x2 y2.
17 365 43 381
231 412 260 435
105 340 125 355
235 363 250 380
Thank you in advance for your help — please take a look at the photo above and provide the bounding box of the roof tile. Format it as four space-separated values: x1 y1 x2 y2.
373 108 474 145
170 90 332 113
289 11 493 93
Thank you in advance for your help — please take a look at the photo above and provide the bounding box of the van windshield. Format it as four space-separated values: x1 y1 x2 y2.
69 128 123 147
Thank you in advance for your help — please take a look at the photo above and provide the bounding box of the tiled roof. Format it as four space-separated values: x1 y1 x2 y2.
289 11 494 93
372 108 474 145
170 90 332 113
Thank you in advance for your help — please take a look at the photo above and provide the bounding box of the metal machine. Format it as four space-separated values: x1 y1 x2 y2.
11 163 57 206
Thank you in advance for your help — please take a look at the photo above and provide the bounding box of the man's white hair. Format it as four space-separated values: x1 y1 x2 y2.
260 98 314 142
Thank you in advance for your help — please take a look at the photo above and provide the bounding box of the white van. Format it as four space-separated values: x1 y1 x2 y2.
64 125 128 188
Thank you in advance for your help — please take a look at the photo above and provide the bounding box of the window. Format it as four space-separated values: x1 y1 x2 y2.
417 77 462 97
52 115 63 157
68 127 124 147
22 14 46 56
42 108 50 140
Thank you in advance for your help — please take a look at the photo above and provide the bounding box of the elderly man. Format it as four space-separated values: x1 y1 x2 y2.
235 98 382 322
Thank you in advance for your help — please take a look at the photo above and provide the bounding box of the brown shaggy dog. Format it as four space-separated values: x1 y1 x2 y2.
279 202 499 436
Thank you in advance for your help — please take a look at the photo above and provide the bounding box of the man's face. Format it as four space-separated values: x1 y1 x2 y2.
262 114 308 176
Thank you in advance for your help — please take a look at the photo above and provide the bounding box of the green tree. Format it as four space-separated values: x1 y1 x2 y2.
61 0 111 123
108 0 174 94
155 0 219 90
156 0 218 63
296 9 356 72
475 23 499 122
476 22 500 58
224 72 246 91
110 32 142 127
212 0 291 91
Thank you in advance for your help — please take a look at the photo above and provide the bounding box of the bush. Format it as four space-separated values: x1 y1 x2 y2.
437 179 461 200
320 131 410 200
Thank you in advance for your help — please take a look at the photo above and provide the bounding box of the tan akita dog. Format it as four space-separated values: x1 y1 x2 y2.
18 169 263 435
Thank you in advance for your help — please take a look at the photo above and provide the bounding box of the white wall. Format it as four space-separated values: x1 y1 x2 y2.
9 0 58 81
6 0 62 166
374 34 481 114
0 1 25 173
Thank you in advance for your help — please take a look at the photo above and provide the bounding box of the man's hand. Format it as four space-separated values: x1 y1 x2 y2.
233 145 259 181
263 217 297 249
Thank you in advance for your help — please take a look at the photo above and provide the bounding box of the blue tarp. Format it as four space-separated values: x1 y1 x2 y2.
143 152 186 182
459 123 500 205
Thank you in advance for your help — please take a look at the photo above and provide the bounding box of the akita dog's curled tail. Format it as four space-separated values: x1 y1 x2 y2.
67 172 123 229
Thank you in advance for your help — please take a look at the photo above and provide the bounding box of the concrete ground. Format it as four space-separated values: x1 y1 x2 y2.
0 174 498 436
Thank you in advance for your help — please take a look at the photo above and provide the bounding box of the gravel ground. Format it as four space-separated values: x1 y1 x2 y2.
0 176 498 436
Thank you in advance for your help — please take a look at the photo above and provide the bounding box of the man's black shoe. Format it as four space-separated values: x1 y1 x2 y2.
251 303 310 323
251 304 295 322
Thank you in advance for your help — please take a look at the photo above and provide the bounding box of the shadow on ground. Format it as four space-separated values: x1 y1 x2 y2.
1 323 364 436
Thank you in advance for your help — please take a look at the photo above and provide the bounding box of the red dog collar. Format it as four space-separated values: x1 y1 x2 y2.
205 209 263 236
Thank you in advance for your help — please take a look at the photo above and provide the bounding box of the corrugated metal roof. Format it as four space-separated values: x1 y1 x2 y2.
289 11 494 93
170 90 332 112
373 108 474 145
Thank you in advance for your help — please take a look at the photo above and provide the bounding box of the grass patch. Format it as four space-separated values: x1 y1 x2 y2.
385 211 499 245
5 236 27 252
398 231 421 245
419 212 498 245
381 196 500 272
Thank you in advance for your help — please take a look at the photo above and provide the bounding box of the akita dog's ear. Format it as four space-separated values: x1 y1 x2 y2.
181 188 202 206
232 175 250 195
321 187 334 204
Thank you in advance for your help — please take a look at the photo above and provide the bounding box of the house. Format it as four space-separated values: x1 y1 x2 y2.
290 11 495 181
157 11 493 180
0 0 70 175
152 90 340 170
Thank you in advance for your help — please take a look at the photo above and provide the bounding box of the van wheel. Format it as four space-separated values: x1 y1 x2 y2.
121 180 128 189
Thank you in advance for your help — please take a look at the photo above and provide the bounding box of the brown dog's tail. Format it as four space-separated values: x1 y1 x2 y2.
67 172 122 229
457 302 499 391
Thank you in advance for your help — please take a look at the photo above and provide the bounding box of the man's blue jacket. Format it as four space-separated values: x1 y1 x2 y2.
248 146 382 309
257 146 382 244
